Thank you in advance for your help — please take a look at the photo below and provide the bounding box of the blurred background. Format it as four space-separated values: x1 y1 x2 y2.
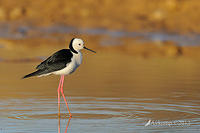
0 0 200 133
1 0 200 58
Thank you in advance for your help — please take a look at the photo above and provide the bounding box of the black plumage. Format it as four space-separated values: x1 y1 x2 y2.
69 38 78 54
23 49 73 79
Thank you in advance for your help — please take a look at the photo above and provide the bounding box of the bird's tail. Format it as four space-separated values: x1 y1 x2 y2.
22 69 46 79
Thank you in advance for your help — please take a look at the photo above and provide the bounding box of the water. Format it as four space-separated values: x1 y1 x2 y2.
0 22 200 46
0 53 200 132
1 96 199 133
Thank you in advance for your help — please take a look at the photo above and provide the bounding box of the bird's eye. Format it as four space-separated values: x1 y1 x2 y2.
78 44 81 46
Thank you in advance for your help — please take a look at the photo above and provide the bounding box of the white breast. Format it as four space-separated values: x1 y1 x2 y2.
53 52 82 75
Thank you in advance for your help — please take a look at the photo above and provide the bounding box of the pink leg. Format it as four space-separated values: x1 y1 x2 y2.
60 75 72 117
57 76 62 116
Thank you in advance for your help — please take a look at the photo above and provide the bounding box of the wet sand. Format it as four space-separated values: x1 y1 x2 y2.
0 52 200 132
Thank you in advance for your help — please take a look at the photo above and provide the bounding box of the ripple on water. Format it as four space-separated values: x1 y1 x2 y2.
10 113 122 120
0 97 200 133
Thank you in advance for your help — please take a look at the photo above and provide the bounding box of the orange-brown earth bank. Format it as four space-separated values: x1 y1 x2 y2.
0 0 200 33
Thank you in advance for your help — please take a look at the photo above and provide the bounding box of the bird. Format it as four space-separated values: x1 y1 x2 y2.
23 38 96 117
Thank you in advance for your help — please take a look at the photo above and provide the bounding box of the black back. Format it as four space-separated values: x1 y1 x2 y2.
36 49 73 73
23 49 74 79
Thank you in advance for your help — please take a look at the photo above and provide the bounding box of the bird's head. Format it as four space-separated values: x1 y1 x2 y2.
69 38 96 54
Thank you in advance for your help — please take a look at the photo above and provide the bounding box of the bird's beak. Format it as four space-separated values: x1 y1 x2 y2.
84 46 96 53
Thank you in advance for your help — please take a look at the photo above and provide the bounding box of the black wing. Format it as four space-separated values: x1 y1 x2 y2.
36 49 73 73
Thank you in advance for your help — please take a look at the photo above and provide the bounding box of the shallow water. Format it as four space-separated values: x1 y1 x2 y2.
2 96 199 133
0 53 200 132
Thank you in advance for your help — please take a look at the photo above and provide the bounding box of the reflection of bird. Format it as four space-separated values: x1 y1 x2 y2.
23 38 96 117
58 116 71 133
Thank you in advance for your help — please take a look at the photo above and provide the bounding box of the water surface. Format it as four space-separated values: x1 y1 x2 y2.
0 53 200 132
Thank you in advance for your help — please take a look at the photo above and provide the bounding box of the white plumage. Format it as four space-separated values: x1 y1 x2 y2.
53 51 82 75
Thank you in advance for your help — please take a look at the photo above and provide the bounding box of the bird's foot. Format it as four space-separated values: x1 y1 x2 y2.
69 114 72 118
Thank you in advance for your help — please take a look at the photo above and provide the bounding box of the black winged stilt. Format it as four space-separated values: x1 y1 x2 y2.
23 38 96 117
